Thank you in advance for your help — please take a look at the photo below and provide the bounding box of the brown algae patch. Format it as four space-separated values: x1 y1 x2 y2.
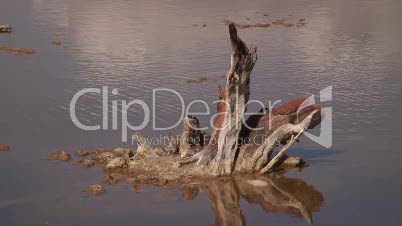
0 145 11 152
271 18 286 25
52 41 62 46
48 151 71 162
224 19 270 28
296 18 307 27
186 76 209 84
0 46 37 55
224 18 307 29
85 184 106 195
74 150 89 157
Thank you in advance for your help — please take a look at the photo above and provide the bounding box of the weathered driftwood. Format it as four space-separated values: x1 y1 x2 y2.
48 22 325 225
236 109 319 174
174 24 321 176
51 23 323 185
259 127 307 174
181 24 258 175
179 115 204 158
207 23 258 175
93 24 321 178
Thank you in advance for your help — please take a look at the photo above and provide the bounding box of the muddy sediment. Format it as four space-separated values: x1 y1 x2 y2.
46 136 326 223
48 147 308 189
49 148 202 186
48 148 323 223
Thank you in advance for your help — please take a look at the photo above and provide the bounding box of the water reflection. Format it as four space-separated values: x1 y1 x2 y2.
153 174 323 225
0 0 400 225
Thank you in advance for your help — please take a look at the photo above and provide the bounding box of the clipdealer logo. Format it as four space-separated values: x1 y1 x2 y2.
69 86 332 148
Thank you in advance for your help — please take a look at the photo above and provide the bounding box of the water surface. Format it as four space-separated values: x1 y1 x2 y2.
0 0 401 225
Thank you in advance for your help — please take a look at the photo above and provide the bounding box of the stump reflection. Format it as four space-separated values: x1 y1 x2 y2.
175 174 324 225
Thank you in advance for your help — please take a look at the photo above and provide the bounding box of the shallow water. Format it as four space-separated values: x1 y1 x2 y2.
0 0 401 225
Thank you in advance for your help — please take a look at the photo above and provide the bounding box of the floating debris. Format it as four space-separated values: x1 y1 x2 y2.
283 23 295 27
297 19 307 27
192 24 207 27
0 145 11 152
271 18 286 25
52 41 61 46
75 159 84 165
48 151 70 162
74 150 89 157
224 19 270 29
187 76 209 84
85 184 105 195
0 25 12 33
0 46 36 56
224 18 307 29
